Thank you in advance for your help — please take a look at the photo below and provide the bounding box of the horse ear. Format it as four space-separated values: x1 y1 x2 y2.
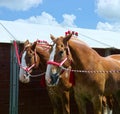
50 34 56 42
24 40 29 47
64 33 72 43
31 41 37 50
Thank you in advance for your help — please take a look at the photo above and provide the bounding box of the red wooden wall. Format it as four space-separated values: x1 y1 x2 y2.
0 43 10 114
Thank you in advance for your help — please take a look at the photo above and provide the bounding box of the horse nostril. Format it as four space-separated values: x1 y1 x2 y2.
59 51 63 55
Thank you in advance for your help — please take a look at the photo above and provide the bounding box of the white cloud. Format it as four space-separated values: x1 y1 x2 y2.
95 0 120 32
95 0 120 21
0 0 42 11
15 12 77 27
96 22 120 32
61 14 77 27
16 12 59 26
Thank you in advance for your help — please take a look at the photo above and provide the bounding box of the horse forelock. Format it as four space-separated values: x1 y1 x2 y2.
24 43 32 49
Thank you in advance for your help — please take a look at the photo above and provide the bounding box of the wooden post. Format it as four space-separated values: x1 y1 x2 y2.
9 41 19 114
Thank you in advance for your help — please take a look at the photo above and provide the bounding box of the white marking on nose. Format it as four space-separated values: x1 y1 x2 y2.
19 51 30 83
45 44 56 82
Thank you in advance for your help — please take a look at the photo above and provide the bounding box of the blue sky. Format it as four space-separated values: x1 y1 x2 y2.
0 0 120 31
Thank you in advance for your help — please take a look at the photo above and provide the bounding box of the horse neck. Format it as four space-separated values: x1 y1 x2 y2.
36 45 49 71
68 39 101 70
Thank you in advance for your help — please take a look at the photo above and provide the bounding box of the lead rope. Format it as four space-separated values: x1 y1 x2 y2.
28 72 46 77
60 65 120 74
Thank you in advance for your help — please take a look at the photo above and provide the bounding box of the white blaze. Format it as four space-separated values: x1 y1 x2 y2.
19 51 30 83
45 44 56 83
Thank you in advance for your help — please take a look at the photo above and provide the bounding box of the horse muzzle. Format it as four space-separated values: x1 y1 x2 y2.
50 73 59 85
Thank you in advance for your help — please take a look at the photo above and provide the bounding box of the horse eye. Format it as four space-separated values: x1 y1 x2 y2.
61 44 64 47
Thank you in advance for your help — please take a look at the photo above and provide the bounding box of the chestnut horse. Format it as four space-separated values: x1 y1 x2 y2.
46 34 120 114
19 40 72 114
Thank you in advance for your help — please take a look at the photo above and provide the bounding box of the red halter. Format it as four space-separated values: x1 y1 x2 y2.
47 57 67 67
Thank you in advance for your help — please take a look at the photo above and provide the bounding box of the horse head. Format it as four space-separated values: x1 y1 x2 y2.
25 41 40 70
19 40 40 83
46 34 72 86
